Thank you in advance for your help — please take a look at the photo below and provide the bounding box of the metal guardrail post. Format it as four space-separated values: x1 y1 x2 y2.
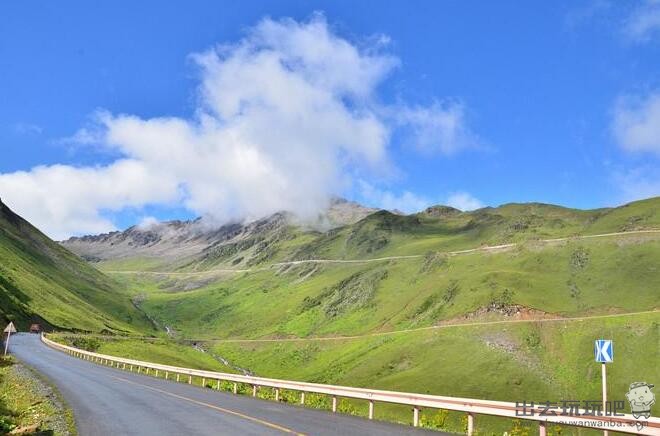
369 400 374 420
332 396 337 412
275 388 280 402
467 412 474 435
252 385 257 397
233 382 238 394
539 421 547 436
300 392 305 405
413 406 419 426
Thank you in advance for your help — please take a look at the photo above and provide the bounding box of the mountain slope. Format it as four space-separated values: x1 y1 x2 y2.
65 197 660 274
62 198 377 271
69 196 660 340
0 198 154 333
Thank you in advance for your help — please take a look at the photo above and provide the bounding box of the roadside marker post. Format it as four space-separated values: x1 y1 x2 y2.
595 339 613 436
3 322 17 356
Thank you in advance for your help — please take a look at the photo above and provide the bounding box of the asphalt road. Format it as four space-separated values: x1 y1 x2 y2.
9 334 446 436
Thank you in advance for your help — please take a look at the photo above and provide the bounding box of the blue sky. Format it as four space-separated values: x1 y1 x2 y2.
1 1 660 239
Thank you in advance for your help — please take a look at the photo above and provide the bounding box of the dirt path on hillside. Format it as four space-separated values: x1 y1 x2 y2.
198 309 660 344
56 309 660 344
103 229 660 276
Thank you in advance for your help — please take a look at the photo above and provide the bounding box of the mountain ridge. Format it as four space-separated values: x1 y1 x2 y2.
61 196 660 271
61 197 378 266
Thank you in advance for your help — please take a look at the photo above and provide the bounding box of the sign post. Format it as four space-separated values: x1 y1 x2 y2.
595 339 613 436
3 322 17 356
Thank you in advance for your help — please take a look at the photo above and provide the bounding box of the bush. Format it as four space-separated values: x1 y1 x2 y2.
71 337 101 352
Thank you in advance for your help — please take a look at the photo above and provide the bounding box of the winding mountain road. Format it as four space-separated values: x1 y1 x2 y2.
9 334 441 436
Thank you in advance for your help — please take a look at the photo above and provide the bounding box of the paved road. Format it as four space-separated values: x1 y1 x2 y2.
9 334 445 436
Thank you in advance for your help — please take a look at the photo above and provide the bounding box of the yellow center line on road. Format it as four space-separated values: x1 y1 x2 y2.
107 374 305 435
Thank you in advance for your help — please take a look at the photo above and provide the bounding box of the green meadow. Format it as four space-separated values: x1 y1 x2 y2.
123 236 660 340
212 312 659 434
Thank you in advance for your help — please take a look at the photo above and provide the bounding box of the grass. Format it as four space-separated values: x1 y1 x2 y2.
0 356 75 435
49 333 236 373
129 236 660 340
211 312 660 434
0 199 154 334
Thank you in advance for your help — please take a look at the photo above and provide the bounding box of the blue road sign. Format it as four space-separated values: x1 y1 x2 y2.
595 339 613 363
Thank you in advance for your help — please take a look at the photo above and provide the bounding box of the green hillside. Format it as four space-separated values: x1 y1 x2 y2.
210 312 659 433
0 198 154 333
100 197 660 273
100 197 660 341
128 236 659 340
86 198 660 433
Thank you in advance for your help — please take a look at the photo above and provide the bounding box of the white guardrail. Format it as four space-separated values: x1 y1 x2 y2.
41 334 659 435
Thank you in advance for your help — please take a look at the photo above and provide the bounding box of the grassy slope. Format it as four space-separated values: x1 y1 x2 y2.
0 199 154 333
212 312 659 433
49 334 230 372
130 236 660 340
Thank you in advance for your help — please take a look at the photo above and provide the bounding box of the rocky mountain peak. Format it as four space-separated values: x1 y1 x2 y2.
60 199 378 263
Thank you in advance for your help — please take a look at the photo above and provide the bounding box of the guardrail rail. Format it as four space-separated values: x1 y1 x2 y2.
41 334 660 435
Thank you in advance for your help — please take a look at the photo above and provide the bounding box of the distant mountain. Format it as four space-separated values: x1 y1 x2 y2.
0 198 153 332
61 196 660 274
322 197 380 226
62 197 378 268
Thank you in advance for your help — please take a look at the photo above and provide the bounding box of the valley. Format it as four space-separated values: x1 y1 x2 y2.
2 196 659 434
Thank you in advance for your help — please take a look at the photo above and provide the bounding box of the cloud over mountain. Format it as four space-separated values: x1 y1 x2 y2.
0 14 477 239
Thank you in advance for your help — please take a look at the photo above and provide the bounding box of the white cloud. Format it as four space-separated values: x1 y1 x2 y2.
624 0 660 43
612 92 660 154
613 166 660 202
0 160 179 240
0 15 478 238
137 216 160 230
359 182 484 214
446 192 484 211
396 101 480 155
358 180 430 213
